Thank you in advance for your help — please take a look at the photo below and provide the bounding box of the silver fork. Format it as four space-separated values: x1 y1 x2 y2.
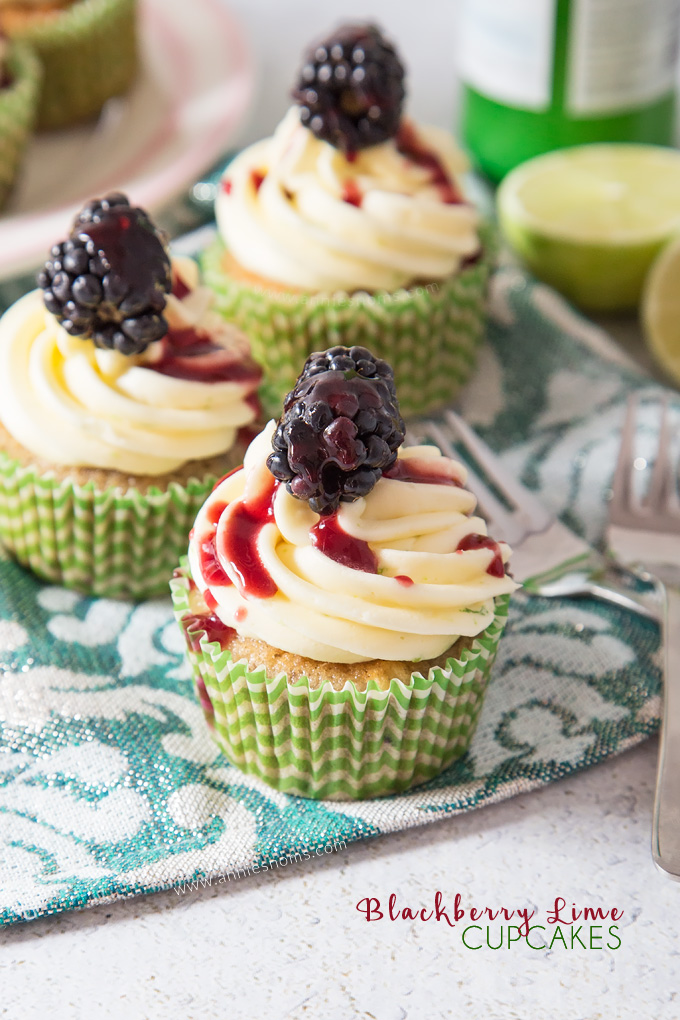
607 394 680 879
407 410 661 620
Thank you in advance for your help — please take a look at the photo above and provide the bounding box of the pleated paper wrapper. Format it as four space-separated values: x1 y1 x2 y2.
0 43 41 208
201 237 493 418
10 0 137 129
0 451 231 600
171 560 511 800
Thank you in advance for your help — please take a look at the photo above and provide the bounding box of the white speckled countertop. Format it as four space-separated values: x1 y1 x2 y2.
2 2 679 1017
2 741 676 1019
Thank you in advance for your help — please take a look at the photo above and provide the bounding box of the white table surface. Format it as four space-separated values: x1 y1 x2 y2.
2 2 679 1018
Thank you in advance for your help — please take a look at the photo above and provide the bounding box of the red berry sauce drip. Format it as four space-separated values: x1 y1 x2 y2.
172 272 191 301
149 323 263 386
198 500 232 587
346 150 358 164
154 266 264 385
292 371 382 421
310 512 378 573
222 178 233 195
206 499 228 527
342 179 363 207
251 170 266 192
83 207 170 286
456 533 505 578
396 122 462 205
217 475 279 598
194 677 216 726
394 574 414 587
199 536 232 588
384 458 462 487
183 613 235 655
235 606 248 623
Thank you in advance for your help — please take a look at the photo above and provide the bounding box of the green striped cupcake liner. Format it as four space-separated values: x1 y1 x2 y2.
171 560 511 800
0 451 230 600
201 234 494 419
0 43 41 209
10 0 137 130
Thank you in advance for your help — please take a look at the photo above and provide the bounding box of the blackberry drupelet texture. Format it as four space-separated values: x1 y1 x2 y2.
292 23 405 153
267 345 405 515
38 193 172 356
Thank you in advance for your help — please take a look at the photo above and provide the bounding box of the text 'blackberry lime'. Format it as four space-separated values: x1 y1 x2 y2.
267 346 405 515
292 23 405 154
38 193 172 356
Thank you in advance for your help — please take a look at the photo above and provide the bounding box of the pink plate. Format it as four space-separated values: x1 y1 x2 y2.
0 0 253 280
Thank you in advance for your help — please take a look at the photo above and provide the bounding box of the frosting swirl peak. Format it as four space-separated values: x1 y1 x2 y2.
188 424 517 664
216 107 480 293
0 259 261 476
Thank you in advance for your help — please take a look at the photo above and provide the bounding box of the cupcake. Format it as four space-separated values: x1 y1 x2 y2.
0 192 262 599
171 345 517 799
0 31 41 207
0 0 137 130
202 22 491 419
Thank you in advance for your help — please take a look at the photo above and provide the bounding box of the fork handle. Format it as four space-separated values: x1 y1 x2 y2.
653 586 680 878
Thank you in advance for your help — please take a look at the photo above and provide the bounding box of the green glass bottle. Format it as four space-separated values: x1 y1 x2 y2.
458 0 679 182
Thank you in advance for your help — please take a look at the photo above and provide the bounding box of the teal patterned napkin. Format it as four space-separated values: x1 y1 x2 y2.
0 256 670 926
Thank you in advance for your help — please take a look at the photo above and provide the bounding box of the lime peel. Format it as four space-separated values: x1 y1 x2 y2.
642 236 680 385
498 144 680 311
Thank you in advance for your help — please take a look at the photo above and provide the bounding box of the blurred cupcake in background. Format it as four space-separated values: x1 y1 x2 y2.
202 22 490 418
0 30 40 206
0 193 262 599
0 0 137 129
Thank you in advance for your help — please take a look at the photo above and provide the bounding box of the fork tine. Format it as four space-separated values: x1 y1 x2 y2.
442 411 553 531
609 393 639 521
609 392 680 532
407 416 536 545
646 396 673 515
460 461 532 546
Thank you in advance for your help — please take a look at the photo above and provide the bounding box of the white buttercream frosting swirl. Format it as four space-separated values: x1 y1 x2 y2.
0 258 261 476
188 424 517 664
216 106 480 293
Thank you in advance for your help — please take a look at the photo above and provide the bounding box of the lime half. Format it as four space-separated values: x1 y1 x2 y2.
642 236 680 385
497 144 680 312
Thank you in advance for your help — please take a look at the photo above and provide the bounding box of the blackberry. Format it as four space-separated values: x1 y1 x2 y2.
38 193 172 356
267 345 405 515
292 23 405 153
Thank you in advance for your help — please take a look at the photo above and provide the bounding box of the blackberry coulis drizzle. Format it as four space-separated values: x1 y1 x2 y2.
38 192 172 356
